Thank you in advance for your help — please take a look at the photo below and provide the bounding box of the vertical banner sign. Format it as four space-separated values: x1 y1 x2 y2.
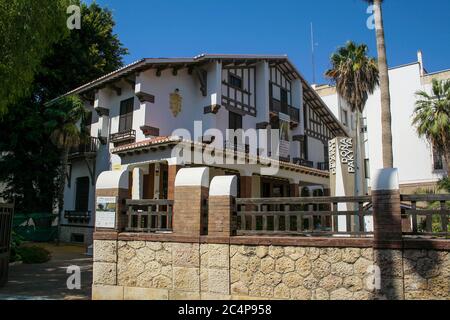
329 137 356 232
95 196 117 229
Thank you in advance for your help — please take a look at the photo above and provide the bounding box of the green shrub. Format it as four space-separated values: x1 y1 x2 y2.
16 246 51 264
438 177 450 193
9 231 24 263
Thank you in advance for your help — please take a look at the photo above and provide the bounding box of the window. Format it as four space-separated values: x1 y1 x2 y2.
75 177 90 212
341 109 348 127
119 98 134 132
280 88 288 114
229 73 242 89
229 111 242 130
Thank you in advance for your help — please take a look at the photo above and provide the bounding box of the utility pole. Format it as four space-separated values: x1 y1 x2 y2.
310 22 317 84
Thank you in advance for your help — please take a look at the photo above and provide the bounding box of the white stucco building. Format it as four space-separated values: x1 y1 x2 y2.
59 54 348 245
315 51 449 194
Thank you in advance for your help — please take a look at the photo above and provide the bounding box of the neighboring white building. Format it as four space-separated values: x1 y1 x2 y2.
59 54 348 245
315 51 449 194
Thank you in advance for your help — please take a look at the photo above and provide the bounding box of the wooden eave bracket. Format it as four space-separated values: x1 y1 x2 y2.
204 104 221 114
136 91 155 103
95 107 109 117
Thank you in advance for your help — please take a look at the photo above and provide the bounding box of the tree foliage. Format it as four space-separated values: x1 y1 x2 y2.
0 1 128 212
0 0 72 113
325 41 379 113
413 79 450 175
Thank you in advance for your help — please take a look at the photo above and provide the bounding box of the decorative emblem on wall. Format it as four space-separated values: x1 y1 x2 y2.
169 89 182 117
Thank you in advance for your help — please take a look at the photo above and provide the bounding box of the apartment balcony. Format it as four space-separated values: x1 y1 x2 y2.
110 129 136 146
317 162 330 171
293 158 314 168
68 137 100 160
64 210 91 224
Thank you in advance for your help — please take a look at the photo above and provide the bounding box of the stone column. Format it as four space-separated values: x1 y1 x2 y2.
208 176 238 238
371 168 404 300
173 167 209 236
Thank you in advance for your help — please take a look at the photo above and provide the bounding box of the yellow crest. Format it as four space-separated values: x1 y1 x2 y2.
169 90 182 117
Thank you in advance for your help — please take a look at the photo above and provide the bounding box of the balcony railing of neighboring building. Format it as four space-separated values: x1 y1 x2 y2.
125 199 174 233
317 162 330 171
64 210 91 224
293 158 314 168
68 137 100 159
110 129 136 145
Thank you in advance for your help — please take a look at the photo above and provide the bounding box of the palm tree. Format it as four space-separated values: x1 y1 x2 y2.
413 79 450 176
365 0 394 168
45 95 87 243
325 41 379 194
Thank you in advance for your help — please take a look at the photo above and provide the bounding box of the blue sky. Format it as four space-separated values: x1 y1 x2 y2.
85 0 450 84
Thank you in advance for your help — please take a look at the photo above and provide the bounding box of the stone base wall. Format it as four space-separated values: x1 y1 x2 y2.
92 239 449 300
60 225 93 246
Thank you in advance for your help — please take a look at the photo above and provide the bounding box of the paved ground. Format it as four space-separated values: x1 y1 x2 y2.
0 244 92 300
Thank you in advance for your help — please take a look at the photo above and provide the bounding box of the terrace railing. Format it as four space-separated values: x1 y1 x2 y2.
401 194 450 238
236 196 372 237
126 199 173 233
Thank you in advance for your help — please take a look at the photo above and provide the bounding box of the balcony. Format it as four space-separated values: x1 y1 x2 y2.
269 99 300 123
68 137 100 160
293 158 314 168
317 162 330 171
110 129 136 145
64 211 91 224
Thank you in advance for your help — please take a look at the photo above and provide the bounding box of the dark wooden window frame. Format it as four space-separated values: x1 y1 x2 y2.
119 97 134 133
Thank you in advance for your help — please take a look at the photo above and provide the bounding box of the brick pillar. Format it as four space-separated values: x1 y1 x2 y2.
168 164 182 201
289 183 299 197
239 175 252 198
371 169 402 248
173 167 209 236
95 170 130 233
371 168 404 300
208 176 238 237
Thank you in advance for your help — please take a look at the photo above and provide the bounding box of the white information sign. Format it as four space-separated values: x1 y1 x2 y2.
95 196 117 229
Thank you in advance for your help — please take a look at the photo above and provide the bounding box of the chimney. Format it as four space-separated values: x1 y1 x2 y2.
417 50 425 77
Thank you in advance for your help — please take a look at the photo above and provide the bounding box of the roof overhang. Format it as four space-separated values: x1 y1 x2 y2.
111 136 331 179
53 54 348 137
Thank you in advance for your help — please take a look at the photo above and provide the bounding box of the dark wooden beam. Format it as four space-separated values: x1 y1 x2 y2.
109 84 122 96
204 104 221 115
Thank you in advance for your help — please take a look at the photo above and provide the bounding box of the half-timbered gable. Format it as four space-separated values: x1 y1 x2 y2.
221 66 256 117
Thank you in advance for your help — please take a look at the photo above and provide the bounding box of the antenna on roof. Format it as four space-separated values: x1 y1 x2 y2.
310 22 318 85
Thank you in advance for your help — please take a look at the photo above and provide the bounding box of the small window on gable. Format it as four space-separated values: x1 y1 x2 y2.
229 73 243 89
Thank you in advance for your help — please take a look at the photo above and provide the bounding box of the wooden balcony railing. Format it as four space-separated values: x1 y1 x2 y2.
293 158 314 168
69 137 100 158
110 129 136 145
126 199 173 233
269 99 300 123
236 196 373 237
400 194 450 238
317 162 330 171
